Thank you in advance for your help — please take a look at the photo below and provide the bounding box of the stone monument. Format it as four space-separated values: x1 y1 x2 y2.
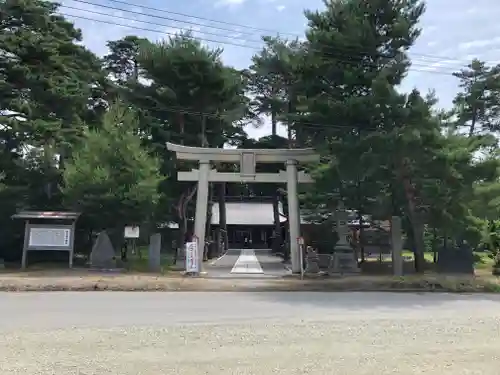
330 203 360 275
437 244 474 275
304 246 321 274
90 231 116 269
148 233 162 272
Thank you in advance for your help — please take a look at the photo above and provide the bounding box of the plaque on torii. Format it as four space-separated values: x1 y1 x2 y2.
166 142 320 274
240 152 256 177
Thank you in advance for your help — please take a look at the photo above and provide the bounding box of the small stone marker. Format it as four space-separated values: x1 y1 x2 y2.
304 247 321 274
437 245 474 275
90 231 116 269
148 233 162 272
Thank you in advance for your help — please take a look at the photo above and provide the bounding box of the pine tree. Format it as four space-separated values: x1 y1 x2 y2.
452 59 500 137
63 104 162 231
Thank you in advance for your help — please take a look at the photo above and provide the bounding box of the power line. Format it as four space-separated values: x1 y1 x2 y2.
62 13 466 75
65 0 485 67
61 5 263 46
67 0 261 38
73 0 299 37
63 13 250 49
111 97 436 133
63 5 461 71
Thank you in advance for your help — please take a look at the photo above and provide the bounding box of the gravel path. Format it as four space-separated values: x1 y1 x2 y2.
1 292 499 374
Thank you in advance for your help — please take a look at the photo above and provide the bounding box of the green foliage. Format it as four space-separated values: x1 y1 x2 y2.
62 104 163 230
483 220 500 259
102 35 147 84
0 0 106 146
451 59 500 136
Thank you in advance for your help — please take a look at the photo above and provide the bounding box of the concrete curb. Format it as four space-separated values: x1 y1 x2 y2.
0 287 497 293
0 282 498 293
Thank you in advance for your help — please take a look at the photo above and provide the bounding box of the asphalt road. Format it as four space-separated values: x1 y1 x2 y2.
1 292 500 374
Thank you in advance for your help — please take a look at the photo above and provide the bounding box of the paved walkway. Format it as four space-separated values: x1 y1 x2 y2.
1 292 500 374
206 248 290 278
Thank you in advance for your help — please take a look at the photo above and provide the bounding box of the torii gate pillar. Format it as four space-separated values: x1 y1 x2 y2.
193 160 211 260
286 160 301 271
166 142 319 274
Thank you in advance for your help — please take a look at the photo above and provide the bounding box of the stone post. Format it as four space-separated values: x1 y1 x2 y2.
335 202 350 248
304 246 320 274
286 159 301 273
331 202 360 274
193 160 211 273
148 233 162 272
391 216 403 276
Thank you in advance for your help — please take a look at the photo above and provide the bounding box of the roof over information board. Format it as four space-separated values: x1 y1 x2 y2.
11 211 81 220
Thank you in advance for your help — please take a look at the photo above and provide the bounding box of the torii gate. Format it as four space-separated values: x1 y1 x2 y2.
166 142 320 273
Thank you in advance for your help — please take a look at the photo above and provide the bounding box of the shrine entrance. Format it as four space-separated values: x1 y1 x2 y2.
234 229 252 248
166 142 319 274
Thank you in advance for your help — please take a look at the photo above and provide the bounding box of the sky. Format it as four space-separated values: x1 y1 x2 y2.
59 0 500 139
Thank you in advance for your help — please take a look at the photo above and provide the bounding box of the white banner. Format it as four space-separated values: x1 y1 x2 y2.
29 228 71 248
185 241 199 273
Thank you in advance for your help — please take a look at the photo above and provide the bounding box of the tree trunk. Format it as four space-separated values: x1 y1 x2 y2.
397 161 426 273
270 108 282 252
132 59 139 82
271 102 277 137
358 211 365 263
174 194 187 264
175 216 187 263
201 114 212 259
432 225 438 263
177 113 185 144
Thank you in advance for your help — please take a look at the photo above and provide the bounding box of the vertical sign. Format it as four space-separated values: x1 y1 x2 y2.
185 241 199 273
240 152 256 176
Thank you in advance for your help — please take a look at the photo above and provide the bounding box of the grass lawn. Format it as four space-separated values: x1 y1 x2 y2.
125 252 175 273
360 250 496 276
400 250 494 269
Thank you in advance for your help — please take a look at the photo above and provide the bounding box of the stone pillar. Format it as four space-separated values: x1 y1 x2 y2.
148 233 162 272
193 160 211 273
391 216 403 276
331 202 360 274
286 159 301 273
335 202 350 248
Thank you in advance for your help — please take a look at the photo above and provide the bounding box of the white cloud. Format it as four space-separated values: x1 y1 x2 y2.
414 59 462 73
276 5 286 11
245 117 288 140
458 37 500 51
